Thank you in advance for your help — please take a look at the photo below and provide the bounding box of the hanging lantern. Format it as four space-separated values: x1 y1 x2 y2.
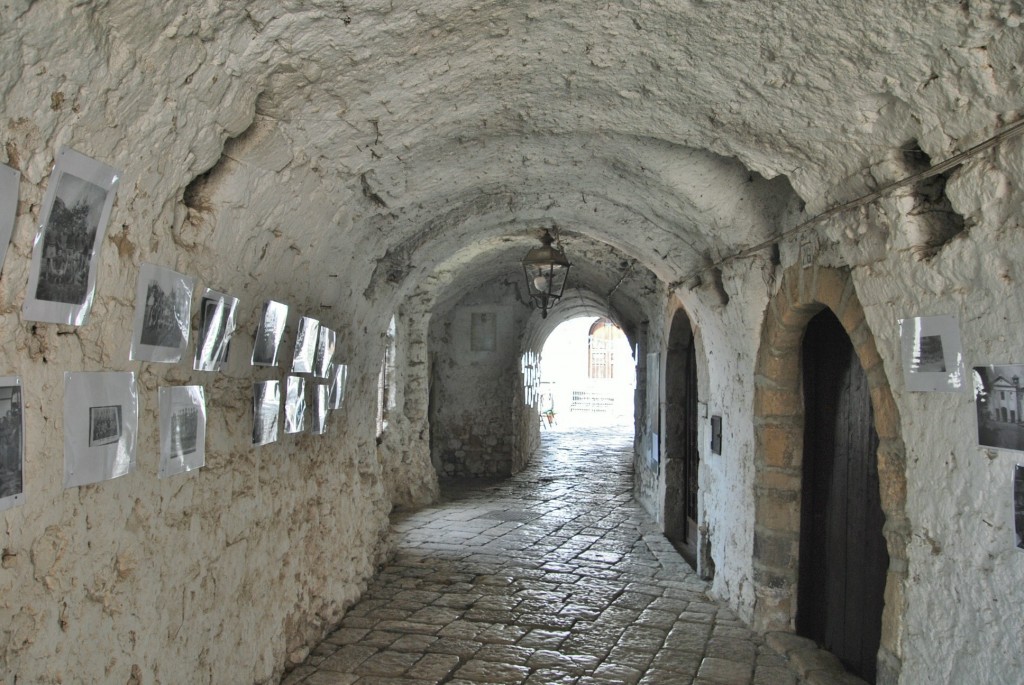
522 229 571 319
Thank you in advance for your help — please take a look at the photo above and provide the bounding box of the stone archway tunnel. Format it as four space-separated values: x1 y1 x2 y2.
2 3 1024 684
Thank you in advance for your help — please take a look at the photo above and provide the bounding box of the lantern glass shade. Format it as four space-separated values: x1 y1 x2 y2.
522 230 571 318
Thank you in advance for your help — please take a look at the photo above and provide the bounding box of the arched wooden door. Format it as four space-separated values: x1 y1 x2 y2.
798 309 889 683
664 311 700 569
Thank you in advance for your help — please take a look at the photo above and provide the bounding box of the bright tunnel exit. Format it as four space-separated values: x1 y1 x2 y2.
537 316 635 430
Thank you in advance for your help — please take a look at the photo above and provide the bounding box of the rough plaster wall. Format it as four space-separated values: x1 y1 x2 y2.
375 309 440 510
429 283 529 478
0 6 399 683
1 1 1024 683
815 141 1024 683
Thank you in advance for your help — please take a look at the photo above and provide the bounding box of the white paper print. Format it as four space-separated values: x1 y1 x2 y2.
313 326 336 379
311 383 329 435
0 164 20 278
252 300 289 366
158 386 206 478
0 378 25 512
24 148 121 325
329 363 348 410
899 315 966 392
130 264 195 363
252 380 280 446
194 289 239 372
285 375 307 434
292 316 319 374
64 372 138 488
973 365 1024 454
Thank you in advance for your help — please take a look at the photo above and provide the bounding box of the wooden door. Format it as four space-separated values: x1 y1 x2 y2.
665 314 700 568
798 310 888 684
681 339 699 561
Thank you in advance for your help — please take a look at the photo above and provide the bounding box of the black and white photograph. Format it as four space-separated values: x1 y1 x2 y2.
1015 465 1024 551
0 379 24 513
159 386 206 478
130 264 195 362
329 363 348 410
285 375 307 434
311 383 329 435
252 380 280 447
313 326 336 379
64 372 138 488
292 316 319 374
88 405 122 447
252 300 289 366
24 147 121 325
0 164 19 278
899 315 966 392
194 289 239 372
974 365 1024 453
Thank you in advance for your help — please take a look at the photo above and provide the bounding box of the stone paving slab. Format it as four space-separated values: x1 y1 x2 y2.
282 427 820 685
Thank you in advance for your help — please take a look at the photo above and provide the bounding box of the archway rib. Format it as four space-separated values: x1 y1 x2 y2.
752 265 909 683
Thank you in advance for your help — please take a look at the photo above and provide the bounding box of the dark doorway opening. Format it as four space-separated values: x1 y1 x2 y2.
664 310 701 571
798 309 888 683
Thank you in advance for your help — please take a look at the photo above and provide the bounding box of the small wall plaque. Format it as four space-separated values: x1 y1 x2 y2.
711 415 722 455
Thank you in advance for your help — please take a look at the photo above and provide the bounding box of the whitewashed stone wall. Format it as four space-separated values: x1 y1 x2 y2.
429 282 530 478
2 1 1023 684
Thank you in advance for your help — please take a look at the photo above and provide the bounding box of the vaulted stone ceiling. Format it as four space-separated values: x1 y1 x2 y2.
4 1 1021 311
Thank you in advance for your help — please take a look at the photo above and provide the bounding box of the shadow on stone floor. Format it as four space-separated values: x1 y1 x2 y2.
282 426 859 685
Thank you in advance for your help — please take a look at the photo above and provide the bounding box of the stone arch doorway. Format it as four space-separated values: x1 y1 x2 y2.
663 308 703 572
798 308 888 682
752 265 909 684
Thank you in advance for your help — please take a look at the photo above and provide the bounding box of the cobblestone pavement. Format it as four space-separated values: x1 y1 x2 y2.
282 426 805 685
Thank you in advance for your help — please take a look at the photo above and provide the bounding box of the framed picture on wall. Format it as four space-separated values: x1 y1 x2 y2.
284 375 306 434
898 315 966 392
158 386 206 478
973 364 1024 453
0 378 24 513
252 380 280 446
252 300 289 366
23 147 121 325
194 289 239 372
130 264 195 363
64 372 138 488
292 316 319 374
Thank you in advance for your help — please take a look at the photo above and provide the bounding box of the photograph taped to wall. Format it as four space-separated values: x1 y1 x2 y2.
64 372 137 488
252 300 289 366
329 363 348 410
88 406 122 447
292 316 319 374
130 264 195 362
973 365 1024 453
0 164 19 278
24 147 121 325
194 289 239 372
252 380 280 446
313 326 336 379
899 315 966 392
285 375 306 434
1015 465 1024 551
311 383 329 435
0 378 25 513
158 386 206 478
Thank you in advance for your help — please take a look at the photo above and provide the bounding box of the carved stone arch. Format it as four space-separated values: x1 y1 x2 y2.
752 265 908 682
